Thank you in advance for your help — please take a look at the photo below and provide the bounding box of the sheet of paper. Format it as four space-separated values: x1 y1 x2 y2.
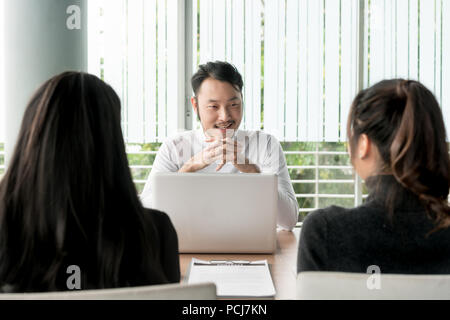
187 258 276 297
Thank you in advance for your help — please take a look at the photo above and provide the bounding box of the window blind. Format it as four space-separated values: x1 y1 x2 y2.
194 0 360 142
87 0 450 143
192 0 263 132
88 0 184 143
264 0 359 142
365 0 450 133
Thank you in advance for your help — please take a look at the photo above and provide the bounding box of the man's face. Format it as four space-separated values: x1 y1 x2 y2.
191 77 243 138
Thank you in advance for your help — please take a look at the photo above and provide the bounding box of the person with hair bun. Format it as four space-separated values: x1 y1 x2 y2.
297 79 450 274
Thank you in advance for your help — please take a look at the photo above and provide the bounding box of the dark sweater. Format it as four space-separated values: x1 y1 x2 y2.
297 175 450 274
144 208 180 283
0 208 180 292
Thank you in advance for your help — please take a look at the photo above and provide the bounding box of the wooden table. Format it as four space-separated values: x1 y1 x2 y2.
179 228 300 300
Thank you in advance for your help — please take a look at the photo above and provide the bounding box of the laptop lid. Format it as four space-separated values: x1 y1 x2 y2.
150 173 277 253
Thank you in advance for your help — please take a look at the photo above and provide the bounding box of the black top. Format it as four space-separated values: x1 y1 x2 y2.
297 175 450 274
144 208 180 283
0 208 180 293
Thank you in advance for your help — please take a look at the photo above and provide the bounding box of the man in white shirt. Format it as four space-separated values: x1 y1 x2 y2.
141 61 298 230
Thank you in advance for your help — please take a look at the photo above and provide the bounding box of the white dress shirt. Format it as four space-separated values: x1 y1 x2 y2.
140 129 299 230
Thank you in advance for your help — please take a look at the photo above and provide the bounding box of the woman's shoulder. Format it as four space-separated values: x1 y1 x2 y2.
303 205 352 224
142 208 173 227
302 203 381 234
142 208 178 247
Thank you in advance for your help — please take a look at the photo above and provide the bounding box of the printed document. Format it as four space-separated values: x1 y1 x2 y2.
187 258 276 298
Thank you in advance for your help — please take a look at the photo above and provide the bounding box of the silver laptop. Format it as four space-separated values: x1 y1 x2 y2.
150 173 277 253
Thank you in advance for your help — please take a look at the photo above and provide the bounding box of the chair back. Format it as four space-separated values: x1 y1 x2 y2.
0 282 217 300
296 271 450 300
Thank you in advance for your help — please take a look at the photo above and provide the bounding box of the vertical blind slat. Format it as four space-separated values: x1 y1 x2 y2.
340 0 358 142
368 0 385 85
255 2 263 131
324 0 340 141
434 0 442 104
126 0 144 143
409 0 419 80
199 0 210 64
277 0 286 139
231 0 245 89
384 0 394 79
103 0 125 111
157 0 167 141
191 0 199 130
167 0 181 136
419 0 436 92
229 0 246 128
263 0 279 137
244 0 252 130
192 0 198 72
226 0 232 61
298 0 309 141
144 0 157 141
88 0 102 79
318 0 326 142
396 0 410 79
252 0 262 131
251 0 260 131
306 0 323 141
442 0 450 132
213 0 226 61
244 0 262 131
285 0 299 141
363 0 369 87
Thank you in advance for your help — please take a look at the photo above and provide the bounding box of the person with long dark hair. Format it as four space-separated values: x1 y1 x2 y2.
0 72 180 292
297 79 450 274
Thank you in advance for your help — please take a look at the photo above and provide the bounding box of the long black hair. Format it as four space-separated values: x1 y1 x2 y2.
347 79 450 234
0 72 167 292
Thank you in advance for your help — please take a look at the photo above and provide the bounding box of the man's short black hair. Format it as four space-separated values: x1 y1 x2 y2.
191 61 243 96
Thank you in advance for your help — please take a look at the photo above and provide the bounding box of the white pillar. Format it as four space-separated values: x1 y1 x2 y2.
3 0 87 167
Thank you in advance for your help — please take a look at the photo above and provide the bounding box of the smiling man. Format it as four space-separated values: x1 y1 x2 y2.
141 61 298 230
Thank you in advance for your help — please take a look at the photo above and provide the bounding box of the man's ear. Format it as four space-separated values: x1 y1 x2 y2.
191 96 198 115
358 134 370 159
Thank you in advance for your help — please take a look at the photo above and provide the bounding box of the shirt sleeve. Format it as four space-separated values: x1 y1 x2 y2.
297 209 328 272
261 134 299 231
140 138 180 208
